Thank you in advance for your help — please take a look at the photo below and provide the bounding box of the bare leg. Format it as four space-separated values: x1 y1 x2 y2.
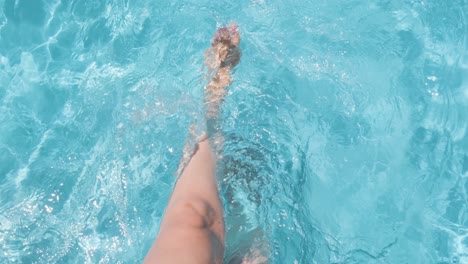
204 23 241 121
144 24 241 264
204 25 269 264
144 135 224 264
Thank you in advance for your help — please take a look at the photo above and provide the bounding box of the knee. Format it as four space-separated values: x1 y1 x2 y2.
168 199 217 229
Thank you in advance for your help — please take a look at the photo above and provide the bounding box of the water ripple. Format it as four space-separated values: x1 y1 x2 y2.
0 0 467 263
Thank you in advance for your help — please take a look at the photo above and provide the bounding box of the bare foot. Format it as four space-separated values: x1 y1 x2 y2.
204 23 242 73
211 23 241 69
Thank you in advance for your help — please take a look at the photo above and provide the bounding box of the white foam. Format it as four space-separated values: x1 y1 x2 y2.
15 129 51 188
20 52 41 83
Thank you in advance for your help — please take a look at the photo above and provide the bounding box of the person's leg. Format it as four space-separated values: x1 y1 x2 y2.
144 135 225 264
204 24 241 121
144 25 241 264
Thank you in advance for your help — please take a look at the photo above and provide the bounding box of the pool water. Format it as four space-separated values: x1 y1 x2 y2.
1 0 467 263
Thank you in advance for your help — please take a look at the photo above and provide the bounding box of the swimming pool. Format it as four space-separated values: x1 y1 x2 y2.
0 0 467 263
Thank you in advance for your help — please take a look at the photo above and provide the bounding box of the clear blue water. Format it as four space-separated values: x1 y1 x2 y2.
0 0 467 263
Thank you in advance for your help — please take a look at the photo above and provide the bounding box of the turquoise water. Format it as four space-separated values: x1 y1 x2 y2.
0 0 467 263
